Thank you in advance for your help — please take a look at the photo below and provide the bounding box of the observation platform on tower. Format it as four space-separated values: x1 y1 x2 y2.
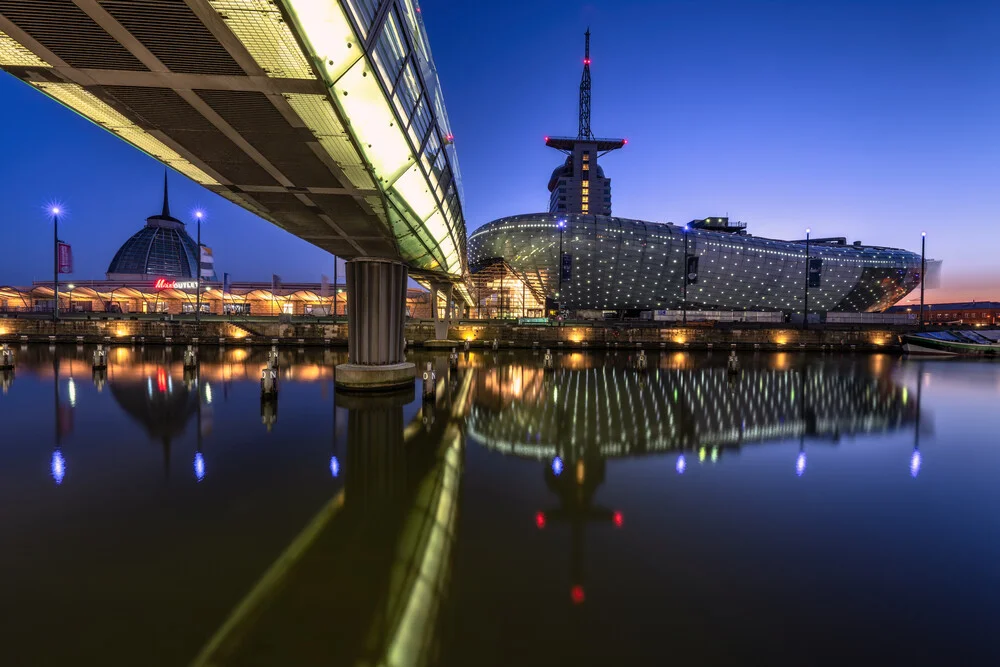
544 136 627 152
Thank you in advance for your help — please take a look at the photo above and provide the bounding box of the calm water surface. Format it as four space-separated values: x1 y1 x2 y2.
1 345 998 666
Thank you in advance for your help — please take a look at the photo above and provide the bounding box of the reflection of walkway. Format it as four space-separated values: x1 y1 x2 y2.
189 367 473 667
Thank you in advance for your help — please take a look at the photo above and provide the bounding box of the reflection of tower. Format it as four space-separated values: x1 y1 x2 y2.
108 368 198 478
537 454 620 605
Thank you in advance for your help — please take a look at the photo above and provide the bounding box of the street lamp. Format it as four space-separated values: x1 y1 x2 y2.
50 206 61 321
682 225 689 325
919 232 926 329
557 219 566 317
803 228 810 330
194 210 204 322
67 284 75 314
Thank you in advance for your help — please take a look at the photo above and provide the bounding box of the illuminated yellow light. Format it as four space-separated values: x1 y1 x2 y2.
673 336 686 345
775 337 787 346
285 93 377 192
0 29 49 67
29 82 218 184
208 0 313 78
282 0 360 82
392 166 437 220
333 58 412 180
420 211 458 273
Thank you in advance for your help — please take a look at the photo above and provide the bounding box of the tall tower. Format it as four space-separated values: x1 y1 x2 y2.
546 30 625 217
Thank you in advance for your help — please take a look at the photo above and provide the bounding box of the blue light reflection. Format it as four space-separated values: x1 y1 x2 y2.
551 456 564 476
194 452 205 482
51 450 66 485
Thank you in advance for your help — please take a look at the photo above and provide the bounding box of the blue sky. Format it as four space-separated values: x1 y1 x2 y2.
1 0 997 300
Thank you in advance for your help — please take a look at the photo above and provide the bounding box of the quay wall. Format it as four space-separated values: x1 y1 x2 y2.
0 317 904 352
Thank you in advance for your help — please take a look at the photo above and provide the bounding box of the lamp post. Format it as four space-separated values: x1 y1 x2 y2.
682 225 689 326
67 284 75 315
803 228 810 330
51 207 61 321
557 219 566 317
919 232 926 329
194 210 204 321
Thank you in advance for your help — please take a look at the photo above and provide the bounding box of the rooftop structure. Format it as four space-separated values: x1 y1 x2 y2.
545 30 625 217
107 174 216 282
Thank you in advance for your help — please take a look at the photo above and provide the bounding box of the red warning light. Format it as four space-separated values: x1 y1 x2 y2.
613 511 623 527
623 139 629 145
584 59 591 65
535 511 546 529
544 136 549 142
571 585 585 604
446 133 454 142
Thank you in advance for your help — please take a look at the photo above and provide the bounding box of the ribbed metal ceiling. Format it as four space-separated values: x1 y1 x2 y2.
0 0 148 71
103 0 248 76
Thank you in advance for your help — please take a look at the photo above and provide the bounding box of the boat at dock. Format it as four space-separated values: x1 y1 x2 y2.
902 330 1000 356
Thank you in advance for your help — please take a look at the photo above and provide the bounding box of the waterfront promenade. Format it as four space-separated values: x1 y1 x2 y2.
0 314 908 352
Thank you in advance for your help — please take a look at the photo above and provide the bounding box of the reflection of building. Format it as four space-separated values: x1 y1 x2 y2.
109 371 198 466
469 359 917 461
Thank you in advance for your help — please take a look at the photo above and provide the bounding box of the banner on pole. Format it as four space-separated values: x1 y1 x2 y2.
560 253 573 281
808 258 823 288
57 242 73 274
686 256 699 284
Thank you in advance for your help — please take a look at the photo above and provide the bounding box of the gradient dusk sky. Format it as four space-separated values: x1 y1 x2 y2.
1 0 998 303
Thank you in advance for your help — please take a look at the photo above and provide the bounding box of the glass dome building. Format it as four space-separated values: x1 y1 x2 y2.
106 175 216 282
469 213 923 314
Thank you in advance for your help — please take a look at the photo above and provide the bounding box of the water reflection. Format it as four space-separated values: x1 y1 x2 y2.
0 347 955 665
468 356 918 461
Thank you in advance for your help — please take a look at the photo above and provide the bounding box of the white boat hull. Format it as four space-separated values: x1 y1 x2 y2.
902 342 959 356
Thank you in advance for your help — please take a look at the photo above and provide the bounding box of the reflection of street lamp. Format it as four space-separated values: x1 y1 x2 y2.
67 283 75 314
194 210 204 322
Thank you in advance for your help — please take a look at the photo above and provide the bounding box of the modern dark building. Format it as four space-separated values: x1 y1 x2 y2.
470 214 922 314
469 31 924 316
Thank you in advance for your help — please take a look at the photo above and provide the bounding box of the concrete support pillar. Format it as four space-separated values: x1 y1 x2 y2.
335 258 415 390
431 282 453 341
